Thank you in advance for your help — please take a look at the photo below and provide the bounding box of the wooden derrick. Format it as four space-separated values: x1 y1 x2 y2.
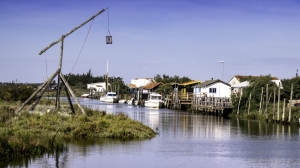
16 8 107 115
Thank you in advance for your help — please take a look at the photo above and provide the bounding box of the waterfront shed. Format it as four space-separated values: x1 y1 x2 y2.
176 80 201 97
143 82 163 93
193 79 231 98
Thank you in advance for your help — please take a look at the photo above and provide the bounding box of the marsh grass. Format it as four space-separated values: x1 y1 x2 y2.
230 106 300 124
0 101 156 159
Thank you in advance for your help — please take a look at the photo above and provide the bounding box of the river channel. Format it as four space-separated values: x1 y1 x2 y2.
7 98 300 168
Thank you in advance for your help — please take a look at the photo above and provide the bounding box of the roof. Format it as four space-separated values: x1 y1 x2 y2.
127 84 138 89
231 81 249 88
178 80 201 87
233 75 279 82
193 79 230 88
143 82 162 90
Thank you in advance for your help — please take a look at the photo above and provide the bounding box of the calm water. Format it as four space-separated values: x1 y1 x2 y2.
7 98 300 168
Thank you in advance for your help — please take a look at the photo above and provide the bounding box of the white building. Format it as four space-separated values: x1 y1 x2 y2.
87 82 110 92
130 78 152 88
231 81 249 95
229 75 283 95
193 79 231 98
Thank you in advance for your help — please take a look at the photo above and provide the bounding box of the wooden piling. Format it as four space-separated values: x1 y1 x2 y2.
259 87 263 115
237 92 241 115
248 93 251 115
282 98 285 123
277 83 281 122
272 87 276 122
288 84 293 123
265 84 268 122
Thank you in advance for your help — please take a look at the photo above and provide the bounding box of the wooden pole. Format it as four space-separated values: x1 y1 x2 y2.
63 80 75 114
277 83 281 122
272 87 276 121
237 92 242 115
265 84 268 122
248 92 251 115
30 75 58 111
282 98 286 123
288 84 293 123
39 9 106 55
59 72 86 115
259 87 263 115
15 69 60 114
55 35 64 111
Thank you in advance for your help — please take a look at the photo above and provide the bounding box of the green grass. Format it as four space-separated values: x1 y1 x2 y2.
0 101 156 159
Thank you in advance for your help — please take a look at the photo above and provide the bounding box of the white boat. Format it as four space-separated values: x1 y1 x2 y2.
100 92 118 103
127 98 137 105
118 99 127 104
145 93 164 108
81 93 89 98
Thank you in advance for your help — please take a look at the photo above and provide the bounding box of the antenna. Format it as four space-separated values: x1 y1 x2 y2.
106 60 109 92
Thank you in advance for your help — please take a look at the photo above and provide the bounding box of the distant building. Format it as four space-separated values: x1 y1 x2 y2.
131 78 152 87
143 82 163 93
87 82 110 92
229 75 282 95
127 83 138 93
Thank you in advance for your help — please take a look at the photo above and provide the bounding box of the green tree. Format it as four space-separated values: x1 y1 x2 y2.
155 83 173 95
231 75 277 114
281 77 300 100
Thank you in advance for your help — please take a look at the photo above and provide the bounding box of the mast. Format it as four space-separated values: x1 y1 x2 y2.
106 60 109 92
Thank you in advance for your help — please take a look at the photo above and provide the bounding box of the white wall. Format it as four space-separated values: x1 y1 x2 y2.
271 80 283 89
228 77 240 86
199 82 231 98
131 78 152 87
87 82 109 92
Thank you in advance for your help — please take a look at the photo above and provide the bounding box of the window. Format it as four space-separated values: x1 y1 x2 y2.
209 88 217 93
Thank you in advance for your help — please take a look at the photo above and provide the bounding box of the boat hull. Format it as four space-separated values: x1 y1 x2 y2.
145 100 164 108
100 92 118 103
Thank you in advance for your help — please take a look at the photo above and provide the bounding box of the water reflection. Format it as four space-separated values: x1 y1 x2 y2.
231 118 299 139
6 98 300 168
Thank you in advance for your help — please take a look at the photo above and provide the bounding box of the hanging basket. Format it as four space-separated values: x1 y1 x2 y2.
106 35 112 44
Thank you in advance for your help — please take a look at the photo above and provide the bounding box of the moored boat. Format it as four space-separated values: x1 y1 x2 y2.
100 92 118 103
81 93 90 98
144 93 164 108
118 99 127 104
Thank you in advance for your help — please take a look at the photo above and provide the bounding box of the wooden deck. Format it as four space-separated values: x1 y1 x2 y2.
164 92 233 117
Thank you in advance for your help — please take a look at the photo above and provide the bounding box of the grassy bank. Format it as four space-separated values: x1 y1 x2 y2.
229 106 300 124
0 101 156 159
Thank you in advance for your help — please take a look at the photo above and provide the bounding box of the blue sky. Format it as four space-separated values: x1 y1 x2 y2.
1 0 300 84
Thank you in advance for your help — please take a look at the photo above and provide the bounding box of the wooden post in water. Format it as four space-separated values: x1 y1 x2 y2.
288 84 293 123
237 92 242 115
282 98 286 123
265 84 268 122
272 87 276 122
277 83 281 122
259 87 263 115
248 93 252 115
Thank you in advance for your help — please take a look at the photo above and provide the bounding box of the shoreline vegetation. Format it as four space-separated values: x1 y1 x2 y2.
0 100 156 160
228 75 300 125
1 74 300 160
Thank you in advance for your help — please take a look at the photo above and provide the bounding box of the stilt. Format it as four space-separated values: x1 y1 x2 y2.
288 84 293 123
